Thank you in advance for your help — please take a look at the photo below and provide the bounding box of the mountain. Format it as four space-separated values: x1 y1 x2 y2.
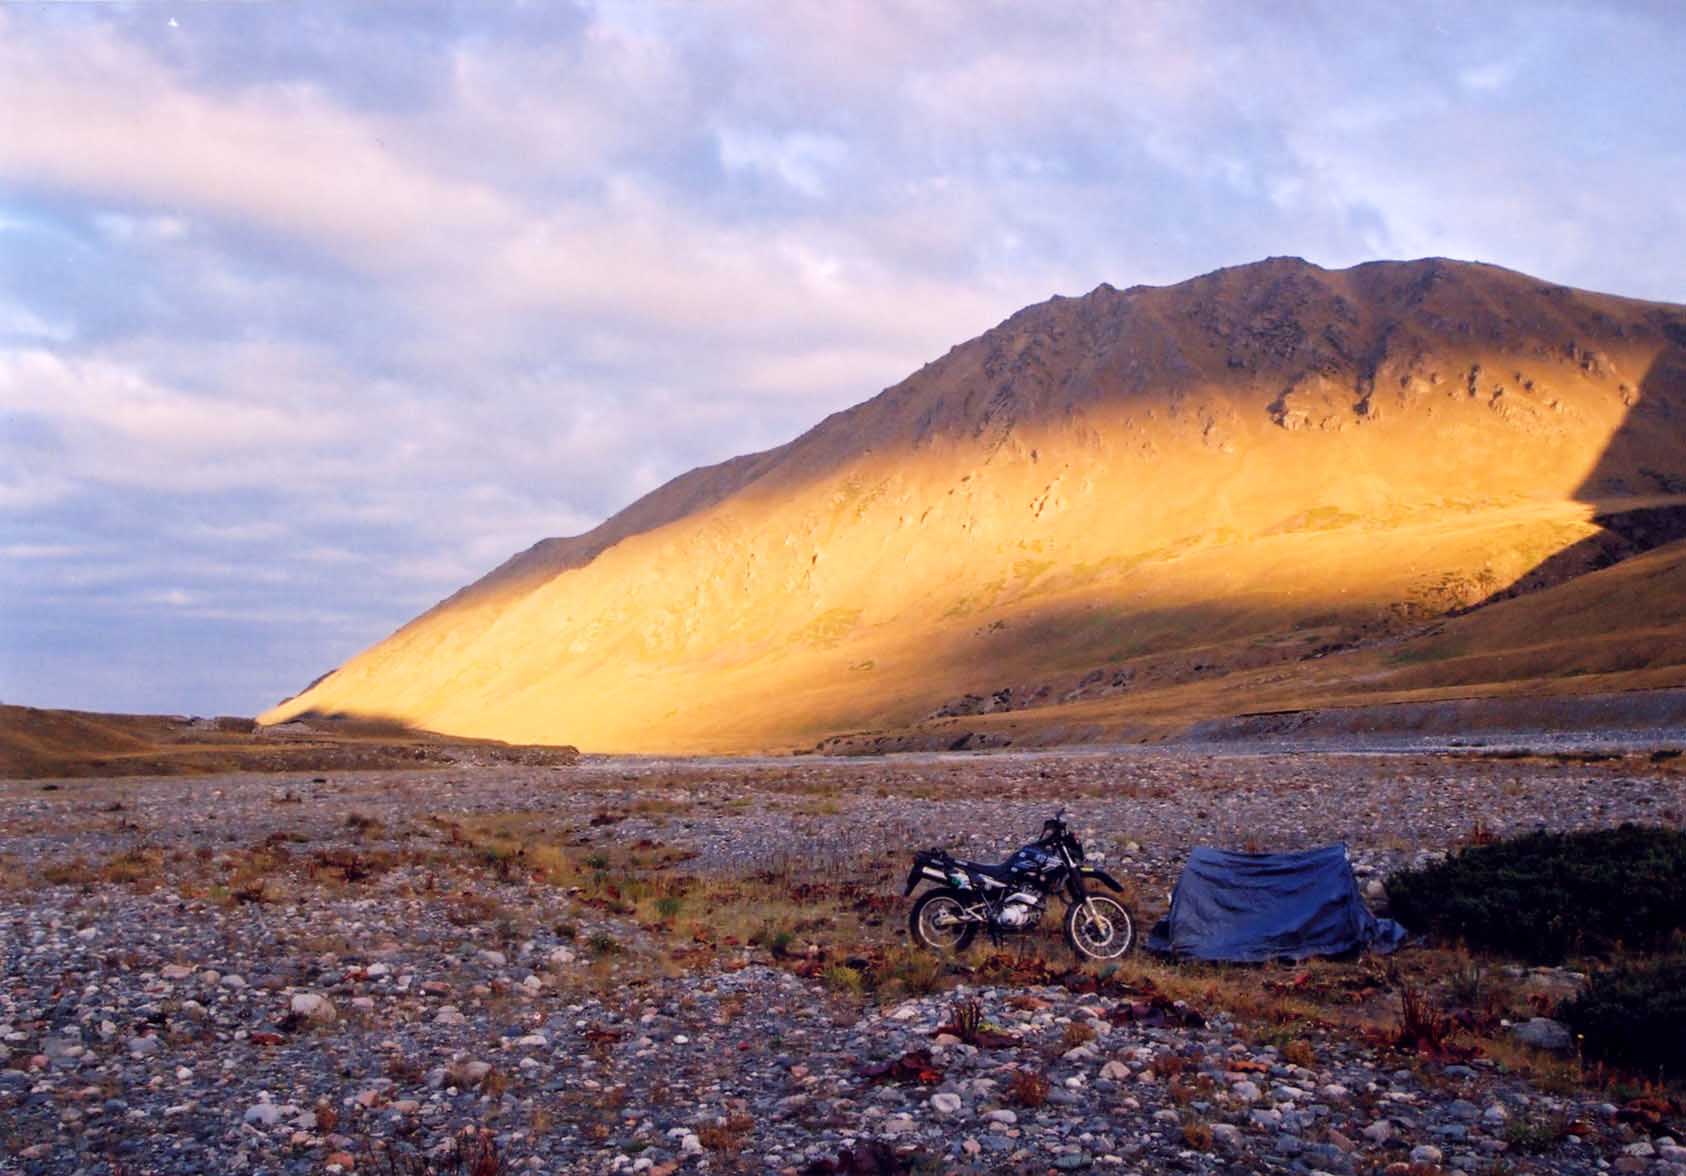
261 257 1686 752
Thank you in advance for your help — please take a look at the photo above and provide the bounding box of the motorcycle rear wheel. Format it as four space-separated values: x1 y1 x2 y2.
1064 895 1134 960
908 887 980 954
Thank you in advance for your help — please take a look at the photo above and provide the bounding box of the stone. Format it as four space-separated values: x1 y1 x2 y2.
1409 1144 1443 1166
1210 1123 1242 1149
290 993 336 1023
244 1103 282 1127
1231 1079 1261 1102
1362 1120 1393 1144
1511 1017 1572 1052
160 964 193 981
930 1092 962 1115
449 1060 492 1087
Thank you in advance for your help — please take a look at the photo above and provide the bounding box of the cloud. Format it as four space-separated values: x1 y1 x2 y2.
0 0 1682 714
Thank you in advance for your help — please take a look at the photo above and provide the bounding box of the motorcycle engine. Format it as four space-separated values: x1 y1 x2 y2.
997 890 1043 928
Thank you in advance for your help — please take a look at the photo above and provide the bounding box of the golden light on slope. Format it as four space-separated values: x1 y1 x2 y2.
263 259 1686 752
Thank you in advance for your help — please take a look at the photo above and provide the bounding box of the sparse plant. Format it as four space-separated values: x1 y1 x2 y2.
346 811 382 837
1152 1050 1187 1079
1446 954 1486 1010
586 930 621 956
949 997 983 1044
823 964 864 995
1503 1112 1569 1154
1005 1068 1049 1108
750 923 796 958
1181 1116 1215 1150
697 1113 755 1153
1059 1020 1096 1052
1281 1038 1316 1068
1392 974 1453 1054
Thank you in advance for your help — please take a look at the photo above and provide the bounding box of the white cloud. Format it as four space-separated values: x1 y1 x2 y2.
0 0 1681 715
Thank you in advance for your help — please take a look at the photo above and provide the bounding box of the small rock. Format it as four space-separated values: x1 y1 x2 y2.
1511 1017 1572 1052
290 993 336 1023
1409 1144 1443 1166
244 1103 282 1127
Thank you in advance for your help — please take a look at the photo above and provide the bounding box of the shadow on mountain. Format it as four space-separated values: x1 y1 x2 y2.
1463 340 1686 612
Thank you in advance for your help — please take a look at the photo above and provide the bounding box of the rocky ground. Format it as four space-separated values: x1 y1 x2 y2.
2 746 1684 1175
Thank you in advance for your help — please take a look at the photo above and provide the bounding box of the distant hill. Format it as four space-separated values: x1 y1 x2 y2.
0 705 575 779
262 257 1686 753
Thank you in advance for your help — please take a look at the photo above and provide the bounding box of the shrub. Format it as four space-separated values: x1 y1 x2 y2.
586 930 622 956
1059 1020 1096 1052
823 964 864 995
749 924 796 959
1181 1117 1215 1151
1385 825 1686 963
1392 976 1453 1053
1560 957 1686 1081
1005 1068 1049 1108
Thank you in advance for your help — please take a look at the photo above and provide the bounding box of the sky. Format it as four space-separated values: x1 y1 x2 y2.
2 1 1684 717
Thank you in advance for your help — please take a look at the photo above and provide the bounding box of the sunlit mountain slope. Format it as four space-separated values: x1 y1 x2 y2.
263 258 1686 751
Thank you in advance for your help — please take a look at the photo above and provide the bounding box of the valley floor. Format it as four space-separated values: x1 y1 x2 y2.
2 747 1684 1174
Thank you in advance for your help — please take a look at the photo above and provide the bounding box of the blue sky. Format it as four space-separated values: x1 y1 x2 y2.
2 1 1683 717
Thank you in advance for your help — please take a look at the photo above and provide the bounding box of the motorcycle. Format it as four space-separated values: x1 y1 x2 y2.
902 811 1134 960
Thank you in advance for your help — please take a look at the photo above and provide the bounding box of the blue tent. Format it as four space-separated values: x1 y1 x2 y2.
1146 844 1406 962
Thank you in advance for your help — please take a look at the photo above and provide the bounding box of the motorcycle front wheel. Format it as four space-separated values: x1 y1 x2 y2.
1064 895 1134 960
908 887 980 954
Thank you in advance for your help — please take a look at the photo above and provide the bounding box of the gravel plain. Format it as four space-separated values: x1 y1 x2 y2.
3 745 1684 1175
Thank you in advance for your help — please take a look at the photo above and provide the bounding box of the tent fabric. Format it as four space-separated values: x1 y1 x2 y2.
1146 843 1406 962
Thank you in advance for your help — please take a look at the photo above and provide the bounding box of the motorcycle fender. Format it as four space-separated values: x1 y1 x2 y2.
1080 867 1125 892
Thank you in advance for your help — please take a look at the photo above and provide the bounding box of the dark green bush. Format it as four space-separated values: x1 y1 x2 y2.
1385 824 1686 963
1561 957 1686 1081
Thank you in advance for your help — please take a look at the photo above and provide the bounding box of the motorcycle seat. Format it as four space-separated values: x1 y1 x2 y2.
960 859 1019 883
